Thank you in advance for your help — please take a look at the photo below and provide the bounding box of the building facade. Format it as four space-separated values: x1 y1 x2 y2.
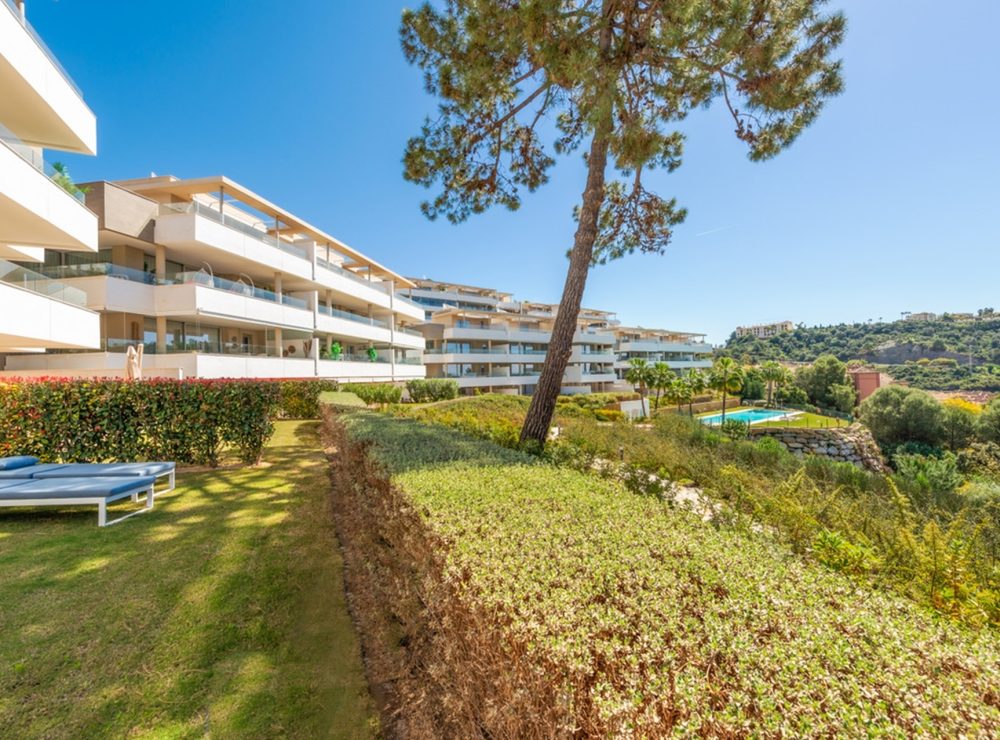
400 279 709 396
735 321 794 339
2 176 426 381
612 326 713 385
0 0 100 353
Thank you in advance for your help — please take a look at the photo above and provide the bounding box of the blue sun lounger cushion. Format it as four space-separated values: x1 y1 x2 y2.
0 456 39 471
0 476 157 526
0 464 70 479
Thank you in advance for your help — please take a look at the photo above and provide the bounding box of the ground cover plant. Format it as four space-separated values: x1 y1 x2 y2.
342 383 402 406
0 421 376 737
392 395 1000 626
327 408 1000 736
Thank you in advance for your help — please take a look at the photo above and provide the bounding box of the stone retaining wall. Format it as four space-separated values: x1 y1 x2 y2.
749 424 889 474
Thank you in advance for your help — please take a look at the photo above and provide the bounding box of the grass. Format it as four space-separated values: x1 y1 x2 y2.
319 390 366 407
336 410 1000 735
0 421 376 738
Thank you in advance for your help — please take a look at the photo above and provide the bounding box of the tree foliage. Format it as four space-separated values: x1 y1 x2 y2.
858 386 946 449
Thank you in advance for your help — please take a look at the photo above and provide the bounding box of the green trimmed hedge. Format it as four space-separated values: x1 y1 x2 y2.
276 379 339 419
405 378 459 403
342 383 402 405
0 378 280 466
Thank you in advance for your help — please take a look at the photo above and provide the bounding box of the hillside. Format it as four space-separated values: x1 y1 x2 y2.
724 316 1000 391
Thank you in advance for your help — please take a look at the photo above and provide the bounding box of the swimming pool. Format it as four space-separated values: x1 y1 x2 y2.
699 408 797 425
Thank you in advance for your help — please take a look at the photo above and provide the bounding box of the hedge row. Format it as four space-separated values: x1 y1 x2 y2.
405 378 459 403
276 379 340 419
342 383 402 405
0 379 281 466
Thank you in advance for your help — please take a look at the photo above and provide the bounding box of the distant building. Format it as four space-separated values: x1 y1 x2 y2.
849 370 883 403
735 321 794 339
906 312 937 322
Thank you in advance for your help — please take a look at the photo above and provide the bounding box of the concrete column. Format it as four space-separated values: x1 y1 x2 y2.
155 244 166 281
155 316 167 354
273 327 283 357
311 335 320 377
388 279 396 381
273 272 282 299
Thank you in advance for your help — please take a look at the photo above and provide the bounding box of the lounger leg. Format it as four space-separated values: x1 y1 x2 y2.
131 492 139 503
98 501 107 527
168 470 175 492
145 487 154 510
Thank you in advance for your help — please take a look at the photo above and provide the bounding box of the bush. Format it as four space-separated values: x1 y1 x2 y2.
593 408 625 422
405 378 459 403
342 383 403 406
0 378 279 465
893 452 963 495
276 379 339 419
719 418 749 440
957 442 1000 477
942 398 980 451
858 385 945 448
980 399 1000 445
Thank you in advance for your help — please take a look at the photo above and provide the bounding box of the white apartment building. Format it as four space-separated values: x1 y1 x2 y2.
612 326 713 385
735 320 794 339
0 0 100 353
402 280 710 396
2 176 426 381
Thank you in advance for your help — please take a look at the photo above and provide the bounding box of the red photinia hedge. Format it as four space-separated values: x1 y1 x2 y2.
0 378 295 466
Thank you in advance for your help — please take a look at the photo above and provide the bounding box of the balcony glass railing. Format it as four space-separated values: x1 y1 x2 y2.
395 326 424 338
160 201 309 260
0 260 88 307
315 256 390 294
35 262 158 284
0 123 87 203
1 0 85 98
318 304 388 328
173 271 309 310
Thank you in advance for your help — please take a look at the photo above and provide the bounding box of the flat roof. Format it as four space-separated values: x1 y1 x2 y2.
113 175 414 287
615 326 707 339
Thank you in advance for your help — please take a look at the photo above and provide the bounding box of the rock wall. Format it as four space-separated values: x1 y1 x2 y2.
749 424 889 474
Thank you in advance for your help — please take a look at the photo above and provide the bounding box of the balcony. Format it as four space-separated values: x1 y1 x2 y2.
155 201 315 284
0 0 96 153
315 256 399 313
0 126 97 251
155 273 314 331
617 340 711 354
0 260 98 349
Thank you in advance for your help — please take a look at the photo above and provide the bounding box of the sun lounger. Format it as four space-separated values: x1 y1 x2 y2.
0 456 39 470
0 476 156 527
0 460 175 496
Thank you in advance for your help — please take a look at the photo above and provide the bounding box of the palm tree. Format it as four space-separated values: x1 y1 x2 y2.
649 361 673 412
671 377 693 414
760 361 785 408
710 357 744 423
625 358 652 419
685 368 707 416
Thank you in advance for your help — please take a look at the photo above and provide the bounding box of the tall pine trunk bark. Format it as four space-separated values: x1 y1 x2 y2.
519 3 615 448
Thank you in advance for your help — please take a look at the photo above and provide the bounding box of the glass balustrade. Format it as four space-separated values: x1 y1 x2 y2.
0 260 88 306
318 304 388 328
159 201 308 260
173 271 308 309
315 256 390 294
35 262 158 284
1 0 85 97
0 123 87 203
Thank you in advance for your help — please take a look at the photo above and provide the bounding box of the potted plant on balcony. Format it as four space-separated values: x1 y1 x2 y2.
51 162 89 199
325 342 342 361
367 345 378 362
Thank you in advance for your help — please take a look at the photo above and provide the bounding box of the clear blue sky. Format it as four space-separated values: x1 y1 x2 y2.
31 0 1000 343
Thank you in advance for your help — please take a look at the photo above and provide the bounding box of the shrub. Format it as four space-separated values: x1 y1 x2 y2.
893 452 963 495
276 379 339 419
405 378 459 403
957 442 1000 477
980 399 1000 445
342 383 403 406
858 385 945 448
719 418 749 440
593 408 625 422
942 398 980 451
0 378 279 465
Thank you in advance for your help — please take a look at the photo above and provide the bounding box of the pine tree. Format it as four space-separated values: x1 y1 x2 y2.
401 0 845 445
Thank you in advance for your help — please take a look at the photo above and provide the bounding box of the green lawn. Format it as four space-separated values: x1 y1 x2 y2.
0 421 376 738
320 390 367 407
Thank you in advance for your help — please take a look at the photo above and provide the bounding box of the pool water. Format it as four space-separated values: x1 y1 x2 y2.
699 408 794 425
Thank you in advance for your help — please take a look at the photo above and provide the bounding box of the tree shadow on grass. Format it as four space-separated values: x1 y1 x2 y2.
0 420 372 737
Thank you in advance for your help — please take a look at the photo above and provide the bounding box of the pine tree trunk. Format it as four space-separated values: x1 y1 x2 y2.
519 4 615 447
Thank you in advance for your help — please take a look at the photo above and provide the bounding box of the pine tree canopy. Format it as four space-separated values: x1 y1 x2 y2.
401 0 845 263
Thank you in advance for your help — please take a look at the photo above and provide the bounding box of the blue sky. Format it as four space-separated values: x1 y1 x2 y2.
31 0 1000 343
